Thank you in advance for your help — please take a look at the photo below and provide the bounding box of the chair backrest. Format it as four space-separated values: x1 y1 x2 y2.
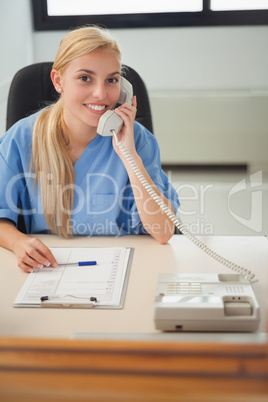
6 62 153 133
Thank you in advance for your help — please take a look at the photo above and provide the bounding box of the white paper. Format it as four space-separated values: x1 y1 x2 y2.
13 247 132 308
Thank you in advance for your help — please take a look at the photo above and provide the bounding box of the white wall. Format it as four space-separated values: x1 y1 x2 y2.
1 1 268 167
32 25 268 168
33 26 268 92
0 0 33 135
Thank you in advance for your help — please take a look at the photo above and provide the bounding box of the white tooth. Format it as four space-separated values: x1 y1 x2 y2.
87 104 105 111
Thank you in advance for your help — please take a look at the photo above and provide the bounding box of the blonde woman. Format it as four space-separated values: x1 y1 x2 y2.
0 26 180 272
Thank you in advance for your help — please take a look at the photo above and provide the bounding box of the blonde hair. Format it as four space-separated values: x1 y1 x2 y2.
31 26 121 237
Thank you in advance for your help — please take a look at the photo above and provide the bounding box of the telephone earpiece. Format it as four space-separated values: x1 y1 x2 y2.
97 77 133 137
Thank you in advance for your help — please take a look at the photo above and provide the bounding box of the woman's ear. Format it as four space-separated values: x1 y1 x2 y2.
51 69 63 94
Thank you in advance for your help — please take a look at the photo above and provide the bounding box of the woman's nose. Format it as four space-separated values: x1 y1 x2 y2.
92 82 106 99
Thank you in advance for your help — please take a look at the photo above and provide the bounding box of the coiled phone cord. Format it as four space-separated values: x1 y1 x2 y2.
112 130 257 284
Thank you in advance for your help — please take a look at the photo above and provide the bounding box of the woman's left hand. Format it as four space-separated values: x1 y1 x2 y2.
112 96 137 157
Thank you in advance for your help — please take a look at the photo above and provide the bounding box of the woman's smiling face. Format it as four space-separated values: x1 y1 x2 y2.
52 48 121 137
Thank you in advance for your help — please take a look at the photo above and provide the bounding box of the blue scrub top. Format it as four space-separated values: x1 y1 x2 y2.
0 110 180 236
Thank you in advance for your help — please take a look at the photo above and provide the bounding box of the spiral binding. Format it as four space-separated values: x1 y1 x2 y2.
112 130 257 284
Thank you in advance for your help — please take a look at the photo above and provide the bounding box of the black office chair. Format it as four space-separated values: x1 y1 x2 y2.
6 62 153 132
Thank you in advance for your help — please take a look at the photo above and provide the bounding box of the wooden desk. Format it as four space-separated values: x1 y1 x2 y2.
0 235 268 401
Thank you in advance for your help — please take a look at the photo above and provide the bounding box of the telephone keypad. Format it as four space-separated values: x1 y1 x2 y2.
167 282 202 295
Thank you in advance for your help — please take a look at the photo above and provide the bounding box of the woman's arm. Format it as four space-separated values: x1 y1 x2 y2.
122 154 175 244
0 219 58 272
113 98 175 244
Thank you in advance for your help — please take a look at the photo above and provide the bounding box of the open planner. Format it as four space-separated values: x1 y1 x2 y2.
13 247 134 309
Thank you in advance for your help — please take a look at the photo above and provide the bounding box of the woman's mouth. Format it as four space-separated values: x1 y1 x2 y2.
84 103 107 114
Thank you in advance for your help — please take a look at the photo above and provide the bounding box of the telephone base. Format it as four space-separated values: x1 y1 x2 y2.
154 273 260 333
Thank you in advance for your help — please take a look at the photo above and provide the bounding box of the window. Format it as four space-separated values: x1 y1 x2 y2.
32 0 268 31
211 0 268 11
46 0 203 16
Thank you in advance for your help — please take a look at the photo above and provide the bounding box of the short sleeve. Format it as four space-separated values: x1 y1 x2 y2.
0 152 23 225
0 115 36 229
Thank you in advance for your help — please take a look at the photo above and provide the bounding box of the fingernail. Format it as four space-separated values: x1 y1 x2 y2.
28 268 33 273
37 264 43 269
52 262 58 268
44 261 50 266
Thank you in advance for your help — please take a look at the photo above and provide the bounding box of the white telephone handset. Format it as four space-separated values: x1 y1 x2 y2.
97 77 133 136
97 76 257 284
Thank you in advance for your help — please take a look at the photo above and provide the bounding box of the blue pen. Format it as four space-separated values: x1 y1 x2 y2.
58 261 97 266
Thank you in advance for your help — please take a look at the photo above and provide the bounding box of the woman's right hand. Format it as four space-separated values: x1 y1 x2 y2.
0 220 58 273
12 236 58 273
